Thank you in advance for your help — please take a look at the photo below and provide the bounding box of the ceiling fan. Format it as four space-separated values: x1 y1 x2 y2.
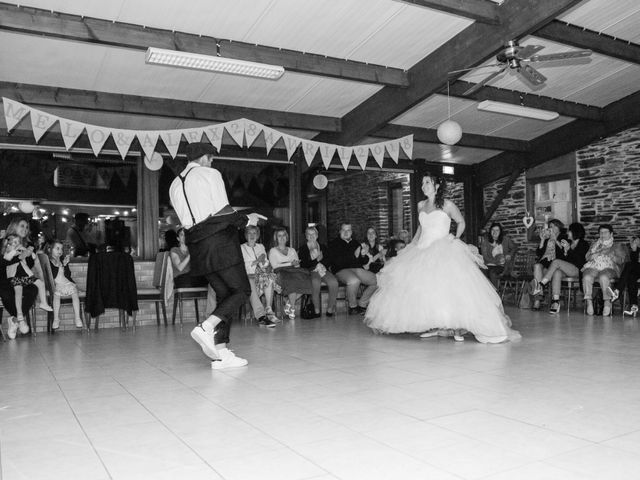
450 40 592 96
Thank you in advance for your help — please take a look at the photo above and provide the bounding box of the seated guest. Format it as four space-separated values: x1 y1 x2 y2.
534 222 589 314
480 222 518 289
531 219 565 310
581 224 627 316
241 225 278 327
269 227 310 319
168 228 207 289
397 229 411 245
361 227 386 274
325 223 377 315
298 226 339 317
65 213 95 257
612 235 640 316
386 239 406 259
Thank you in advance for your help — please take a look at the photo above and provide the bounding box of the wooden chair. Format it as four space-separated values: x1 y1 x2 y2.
498 250 536 306
37 253 88 334
136 251 169 327
165 255 209 326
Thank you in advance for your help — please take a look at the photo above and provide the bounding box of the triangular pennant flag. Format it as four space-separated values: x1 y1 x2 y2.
336 146 353 170
384 140 400 163
354 146 369 170
203 124 224 152
225 119 245 147
319 143 336 169
97 167 115 186
30 108 58 142
59 118 85 150
369 142 385 168
301 140 320 166
263 127 282 155
85 124 111 156
3 98 30 131
111 128 136 159
116 166 133 186
159 130 182 159
283 135 301 161
182 127 205 144
136 131 160 160
244 119 263 148
399 135 414 159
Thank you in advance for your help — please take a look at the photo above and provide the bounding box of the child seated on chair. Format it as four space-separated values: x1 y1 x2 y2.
2 234 52 328
48 240 83 329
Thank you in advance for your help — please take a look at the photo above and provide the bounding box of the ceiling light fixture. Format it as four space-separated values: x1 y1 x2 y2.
477 100 559 121
437 82 462 145
145 47 285 80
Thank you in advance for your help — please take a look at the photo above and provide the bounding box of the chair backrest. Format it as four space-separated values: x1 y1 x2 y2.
152 251 169 289
37 253 56 301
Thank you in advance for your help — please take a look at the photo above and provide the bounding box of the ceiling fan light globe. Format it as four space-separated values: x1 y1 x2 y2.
437 120 462 145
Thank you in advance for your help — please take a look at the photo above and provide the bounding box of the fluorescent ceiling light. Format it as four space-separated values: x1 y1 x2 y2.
145 47 284 80
477 100 559 121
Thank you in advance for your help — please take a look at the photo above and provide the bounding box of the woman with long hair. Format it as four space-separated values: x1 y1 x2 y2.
364 173 520 343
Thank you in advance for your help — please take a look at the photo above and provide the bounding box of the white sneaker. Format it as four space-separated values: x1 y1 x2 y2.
211 349 248 370
39 303 53 312
52 318 60 330
74 317 84 328
453 334 465 342
7 317 18 339
190 325 219 360
17 317 29 334
419 330 439 338
607 287 619 302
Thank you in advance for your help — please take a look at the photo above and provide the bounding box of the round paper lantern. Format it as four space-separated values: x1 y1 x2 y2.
18 201 35 214
313 174 328 190
144 152 164 171
437 120 462 146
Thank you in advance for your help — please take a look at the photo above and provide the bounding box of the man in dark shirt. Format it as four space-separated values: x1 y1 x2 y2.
327 223 377 314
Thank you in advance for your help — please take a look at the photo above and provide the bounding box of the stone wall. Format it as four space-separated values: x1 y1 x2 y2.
576 126 640 240
482 173 528 250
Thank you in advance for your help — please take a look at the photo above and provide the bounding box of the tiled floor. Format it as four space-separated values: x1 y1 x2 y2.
2 307 640 480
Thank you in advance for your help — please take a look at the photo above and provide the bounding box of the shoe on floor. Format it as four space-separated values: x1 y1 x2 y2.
190 325 219 360
52 318 60 330
265 308 281 323
531 280 543 296
257 316 276 328
586 299 594 316
17 317 29 334
419 330 439 338
74 318 84 328
39 303 53 312
549 301 561 314
348 305 366 315
453 334 465 342
211 349 248 370
603 301 612 317
607 287 619 302
7 317 17 339
624 305 639 316
532 299 541 311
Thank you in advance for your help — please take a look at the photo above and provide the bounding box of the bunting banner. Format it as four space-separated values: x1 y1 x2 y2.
2 97 413 170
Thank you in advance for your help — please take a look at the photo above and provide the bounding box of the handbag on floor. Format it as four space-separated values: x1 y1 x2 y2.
300 294 316 319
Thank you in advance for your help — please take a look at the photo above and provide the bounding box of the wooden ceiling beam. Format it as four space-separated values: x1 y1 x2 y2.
316 0 583 146
536 20 640 65
446 81 604 121
0 82 341 133
0 3 408 87
394 0 501 25
475 89 640 185
375 124 531 152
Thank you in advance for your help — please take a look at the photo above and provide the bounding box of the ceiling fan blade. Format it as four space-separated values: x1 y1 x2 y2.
515 44 545 59
448 63 503 75
462 67 507 95
519 64 547 86
528 50 592 62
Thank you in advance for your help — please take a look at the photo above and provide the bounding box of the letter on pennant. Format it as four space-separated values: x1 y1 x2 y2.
3 98 30 131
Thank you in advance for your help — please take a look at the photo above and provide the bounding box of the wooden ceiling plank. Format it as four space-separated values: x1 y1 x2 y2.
536 20 640 65
0 82 341 132
317 0 583 146
394 0 501 25
375 124 531 152
447 81 604 121
0 3 408 87
476 89 640 185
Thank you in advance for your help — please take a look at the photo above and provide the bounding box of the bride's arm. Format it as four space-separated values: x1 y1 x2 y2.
444 199 465 238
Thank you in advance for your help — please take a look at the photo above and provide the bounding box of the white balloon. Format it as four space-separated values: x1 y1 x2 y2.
437 120 462 146
313 174 328 190
18 201 35 214
144 152 164 171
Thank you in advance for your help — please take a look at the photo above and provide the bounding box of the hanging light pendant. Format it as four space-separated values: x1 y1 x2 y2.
437 82 462 146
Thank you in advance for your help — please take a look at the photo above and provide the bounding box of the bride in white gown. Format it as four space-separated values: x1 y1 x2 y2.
364 173 520 344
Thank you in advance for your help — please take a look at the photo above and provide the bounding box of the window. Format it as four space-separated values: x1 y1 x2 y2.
527 175 576 239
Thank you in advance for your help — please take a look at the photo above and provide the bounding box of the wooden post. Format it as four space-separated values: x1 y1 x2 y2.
288 157 303 248
137 158 159 260
463 174 483 245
